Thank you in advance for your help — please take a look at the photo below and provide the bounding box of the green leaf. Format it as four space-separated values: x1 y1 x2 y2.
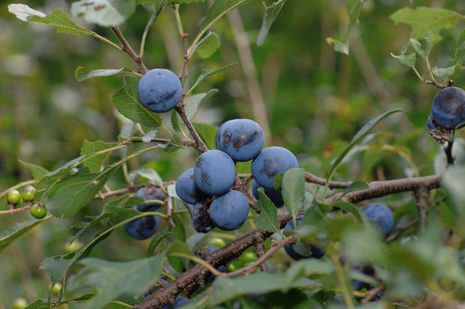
188 63 238 94
343 225 386 265
0 218 52 252
409 38 426 58
391 7 465 42
9 5 93 36
391 50 416 67
331 200 361 221
80 140 118 173
195 31 221 59
74 66 131 82
192 0 248 50
147 230 176 256
46 169 116 218
70 255 164 309
38 156 84 188
328 109 402 181
185 89 218 120
282 168 305 226
129 167 163 186
256 0 286 46
18 160 49 182
71 0 136 27
208 273 319 305
193 122 218 149
255 189 280 233
344 181 369 194
432 65 457 78
442 167 465 206
112 77 162 131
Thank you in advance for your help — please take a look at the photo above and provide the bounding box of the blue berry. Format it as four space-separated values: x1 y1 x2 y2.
190 203 214 233
136 185 166 211
194 150 236 196
138 69 182 113
205 245 226 272
252 179 284 208
361 203 394 237
209 190 249 231
215 119 264 161
252 146 299 189
125 215 160 240
283 216 324 260
431 86 465 130
175 168 206 204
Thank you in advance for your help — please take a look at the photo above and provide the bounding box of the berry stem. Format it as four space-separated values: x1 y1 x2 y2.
111 26 148 75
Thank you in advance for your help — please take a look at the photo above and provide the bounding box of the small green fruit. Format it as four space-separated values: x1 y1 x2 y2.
22 185 37 202
7 189 21 205
12 298 28 309
30 203 47 219
226 263 237 272
208 237 226 248
64 240 83 253
239 251 257 264
51 282 62 295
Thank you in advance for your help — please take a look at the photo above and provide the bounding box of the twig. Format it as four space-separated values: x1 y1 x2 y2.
414 187 429 235
111 26 148 74
0 204 33 215
332 174 441 204
173 31 208 152
304 172 352 189
362 286 383 304
444 137 455 166
94 186 140 200
254 237 268 272
386 219 419 242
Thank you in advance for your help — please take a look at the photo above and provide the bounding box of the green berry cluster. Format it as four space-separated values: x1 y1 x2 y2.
6 185 47 219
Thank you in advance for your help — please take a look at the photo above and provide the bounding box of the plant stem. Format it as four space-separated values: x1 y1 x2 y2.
111 26 148 74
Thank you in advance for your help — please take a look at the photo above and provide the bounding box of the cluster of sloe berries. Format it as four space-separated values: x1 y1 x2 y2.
430 86 465 131
124 185 166 240
7 185 47 219
175 118 300 232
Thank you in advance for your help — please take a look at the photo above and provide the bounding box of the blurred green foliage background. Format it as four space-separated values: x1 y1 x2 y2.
1 0 465 306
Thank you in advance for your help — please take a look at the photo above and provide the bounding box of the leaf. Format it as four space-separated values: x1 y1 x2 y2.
208 273 319 305
282 168 305 226
46 169 116 218
391 50 416 67
442 167 465 206
112 77 162 131
432 65 457 78
344 181 369 194
331 200 361 221
192 0 248 50
38 156 84 188
129 167 163 186
188 63 238 94
391 7 465 42
328 109 402 180
195 31 221 59
71 0 136 27
18 160 49 182
80 140 118 173
8 4 46 21
0 218 52 252
255 189 280 233
185 89 218 120
13 6 93 36
74 66 131 82
70 255 164 309
326 37 349 55
409 38 426 59
256 0 286 46
193 122 218 149
147 230 176 256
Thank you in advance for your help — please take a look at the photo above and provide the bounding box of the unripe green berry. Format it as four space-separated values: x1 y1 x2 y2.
51 282 62 295
30 203 47 219
208 237 226 248
7 189 21 205
239 251 257 264
64 240 82 254
12 298 28 309
22 185 37 202
226 263 237 272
